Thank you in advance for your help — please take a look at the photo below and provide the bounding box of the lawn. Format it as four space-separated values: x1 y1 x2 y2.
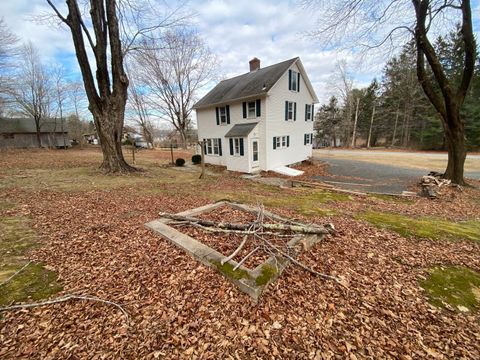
1 147 479 359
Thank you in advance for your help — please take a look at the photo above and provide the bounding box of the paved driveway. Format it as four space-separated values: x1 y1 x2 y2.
312 149 480 194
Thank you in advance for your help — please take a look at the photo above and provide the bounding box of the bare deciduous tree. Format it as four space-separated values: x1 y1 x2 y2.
304 0 477 184
11 42 52 147
0 18 19 115
46 0 188 172
127 76 154 148
133 28 218 149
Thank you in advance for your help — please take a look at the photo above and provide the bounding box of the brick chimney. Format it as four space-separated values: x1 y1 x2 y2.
249 57 260 72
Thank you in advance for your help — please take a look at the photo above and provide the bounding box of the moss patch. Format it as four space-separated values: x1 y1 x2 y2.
0 262 63 306
0 215 62 306
211 261 252 281
255 264 278 286
420 266 480 312
358 211 480 242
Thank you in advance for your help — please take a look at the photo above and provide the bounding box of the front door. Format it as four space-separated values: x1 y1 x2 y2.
252 139 259 167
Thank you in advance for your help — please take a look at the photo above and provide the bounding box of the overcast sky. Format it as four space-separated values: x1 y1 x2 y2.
1 0 479 111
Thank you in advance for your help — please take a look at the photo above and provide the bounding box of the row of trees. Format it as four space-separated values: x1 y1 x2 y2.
316 27 479 151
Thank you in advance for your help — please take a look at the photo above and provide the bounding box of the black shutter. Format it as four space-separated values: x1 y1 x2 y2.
310 133 313 144
305 104 308 121
203 138 207 154
287 136 290 147
285 101 288 121
256 99 261 117
218 138 222 156
297 72 300 92
239 138 244 156
304 134 307 145
294 102 297 121
242 102 247 118
215 107 219 125
229 138 234 155
273 137 276 149
226 105 230 124
311 104 314 120
288 69 292 90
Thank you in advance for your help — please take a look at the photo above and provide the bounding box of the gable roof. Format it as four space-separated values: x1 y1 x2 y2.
224 123 258 138
0 118 68 134
193 57 299 109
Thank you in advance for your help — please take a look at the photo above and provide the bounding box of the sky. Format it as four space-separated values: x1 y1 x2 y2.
1 0 479 116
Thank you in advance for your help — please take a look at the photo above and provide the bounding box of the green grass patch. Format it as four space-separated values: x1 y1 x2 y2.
255 264 278 286
358 211 480 242
0 262 62 306
420 266 480 312
0 216 37 263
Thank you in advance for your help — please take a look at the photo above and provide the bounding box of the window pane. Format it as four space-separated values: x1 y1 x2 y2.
282 136 286 147
248 102 255 117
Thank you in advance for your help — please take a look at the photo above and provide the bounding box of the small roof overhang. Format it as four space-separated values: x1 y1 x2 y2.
224 123 258 138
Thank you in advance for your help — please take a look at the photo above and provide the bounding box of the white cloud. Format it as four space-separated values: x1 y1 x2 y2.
2 0 478 110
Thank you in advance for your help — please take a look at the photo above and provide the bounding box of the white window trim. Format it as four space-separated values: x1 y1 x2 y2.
219 106 227 125
305 133 311 145
306 104 312 121
247 101 257 119
252 140 259 162
287 101 294 121
233 137 241 156
290 70 298 92
274 136 289 150
205 138 220 156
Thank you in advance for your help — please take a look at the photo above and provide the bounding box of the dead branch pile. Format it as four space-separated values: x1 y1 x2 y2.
160 205 344 285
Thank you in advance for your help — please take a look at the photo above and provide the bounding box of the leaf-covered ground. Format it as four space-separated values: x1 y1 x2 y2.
1 147 480 359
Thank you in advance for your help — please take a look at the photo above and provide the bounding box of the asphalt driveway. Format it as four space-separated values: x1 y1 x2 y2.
312 150 480 194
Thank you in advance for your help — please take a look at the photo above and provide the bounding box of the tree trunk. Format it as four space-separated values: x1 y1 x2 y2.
443 114 466 184
367 104 375 148
351 97 360 148
92 104 136 173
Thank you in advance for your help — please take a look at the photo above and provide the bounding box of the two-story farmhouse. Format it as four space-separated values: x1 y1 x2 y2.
194 57 318 174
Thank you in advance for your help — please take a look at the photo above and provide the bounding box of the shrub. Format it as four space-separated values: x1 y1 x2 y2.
175 158 185 167
192 154 202 164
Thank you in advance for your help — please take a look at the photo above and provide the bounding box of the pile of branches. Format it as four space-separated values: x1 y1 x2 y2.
160 205 343 285
420 172 453 198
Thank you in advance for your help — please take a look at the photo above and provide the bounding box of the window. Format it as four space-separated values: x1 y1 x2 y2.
304 133 314 145
219 107 227 124
273 136 290 149
290 70 297 91
285 101 296 121
288 69 300 92
229 137 244 156
252 141 258 162
247 101 256 118
243 99 261 118
216 105 230 125
305 104 312 121
204 138 222 156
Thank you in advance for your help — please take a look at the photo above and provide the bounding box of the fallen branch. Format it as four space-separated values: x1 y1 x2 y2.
0 261 32 287
221 234 249 265
256 235 346 287
160 212 328 235
0 294 129 324
171 221 294 237
233 246 260 271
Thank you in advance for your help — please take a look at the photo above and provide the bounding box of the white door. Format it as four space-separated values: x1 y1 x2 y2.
252 139 259 167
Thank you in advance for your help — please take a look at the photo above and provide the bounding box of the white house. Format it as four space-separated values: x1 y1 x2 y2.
193 57 318 174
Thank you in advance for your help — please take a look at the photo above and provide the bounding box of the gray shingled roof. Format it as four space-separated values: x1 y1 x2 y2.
0 118 67 134
224 123 258 138
194 57 298 109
